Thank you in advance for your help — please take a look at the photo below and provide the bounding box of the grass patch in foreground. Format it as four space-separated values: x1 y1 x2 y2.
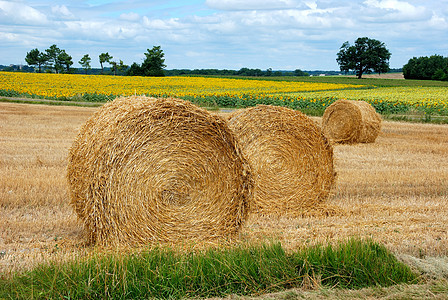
0 239 417 299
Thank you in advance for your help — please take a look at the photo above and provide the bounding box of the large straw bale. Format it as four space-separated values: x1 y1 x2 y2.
227 105 335 216
322 99 382 144
67 96 253 246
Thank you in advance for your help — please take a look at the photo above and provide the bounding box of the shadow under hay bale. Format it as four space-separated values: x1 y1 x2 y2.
227 105 336 217
67 96 253 246
322 99 382 144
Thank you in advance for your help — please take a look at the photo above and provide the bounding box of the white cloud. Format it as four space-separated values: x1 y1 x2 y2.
204 19 239 34
0 1 48 25
0 0 447 69
362 0 430 22
63 20 141 40
51 4 75 20
205 0 302 11
305 1 317 10
142 16 183 30
364 0 412 10
0 31 19 42
428 13 448 29
120 12 141 21
194 6 345 33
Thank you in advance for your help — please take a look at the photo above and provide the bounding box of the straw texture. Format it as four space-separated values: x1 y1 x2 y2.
322 99 382 144
67 96 253 246
227 105 335 216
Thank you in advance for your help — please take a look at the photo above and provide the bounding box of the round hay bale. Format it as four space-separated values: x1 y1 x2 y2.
227 105 335 216
322 99 382 144
67 96 253 246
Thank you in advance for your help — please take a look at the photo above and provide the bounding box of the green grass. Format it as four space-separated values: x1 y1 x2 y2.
384 112 448 124
0 97 104 107
0 239 418 299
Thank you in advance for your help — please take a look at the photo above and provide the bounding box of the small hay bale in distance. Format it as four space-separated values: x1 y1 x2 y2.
322 99 382 144
67 96 253 246
227 105 335 216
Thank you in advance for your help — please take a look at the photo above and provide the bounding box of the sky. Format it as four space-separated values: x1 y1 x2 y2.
1 0 447 70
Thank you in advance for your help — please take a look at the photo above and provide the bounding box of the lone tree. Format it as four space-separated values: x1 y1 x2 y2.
336 37 391 79
141 46 166 77
99 52 113 74
79 54 91 74
25 48 48 73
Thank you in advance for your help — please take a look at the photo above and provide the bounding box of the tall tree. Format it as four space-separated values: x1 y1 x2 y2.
79 54 92 74
110 60 129 76
110 61 117 76
336 37 391 79
141 46 166 77
117 60 128 74
99 52 113 74
58 50 73 73
45 44 63 73
25 48 48 73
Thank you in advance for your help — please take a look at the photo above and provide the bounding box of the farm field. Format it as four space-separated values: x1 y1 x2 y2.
0 71 359 100
0 101 447 297
1 72 448 118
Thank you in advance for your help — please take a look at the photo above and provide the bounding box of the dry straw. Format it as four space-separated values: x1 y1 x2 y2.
226 105 336 217
67 96 253 246
322 99 382 144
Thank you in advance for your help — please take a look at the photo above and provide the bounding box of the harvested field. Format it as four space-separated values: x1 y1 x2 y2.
344 72 405 79
1 102 447 280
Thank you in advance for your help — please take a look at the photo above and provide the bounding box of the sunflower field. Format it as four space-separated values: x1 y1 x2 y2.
0 72 357 100
1 71 447 117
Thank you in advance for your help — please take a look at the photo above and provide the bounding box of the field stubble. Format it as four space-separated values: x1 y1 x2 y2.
0 102 447 282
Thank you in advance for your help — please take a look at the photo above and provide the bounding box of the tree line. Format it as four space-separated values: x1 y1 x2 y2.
164 68 311 77
403 55 448 81
25 45 74 74
21 39 446 81
23 38 393 79
24 44 311 77
25 45 166 76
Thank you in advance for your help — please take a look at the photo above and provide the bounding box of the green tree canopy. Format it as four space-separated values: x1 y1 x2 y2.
45 44 63 73
25 48 48 73
99 52 113 74
141 46 166 77
126 62 144 76
294 69 309 77
110 60 128 76
402 55 448 81
58 50 73 73
43 45 73 74
79 54 92 74
336 37 391 79
236 68 264 76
